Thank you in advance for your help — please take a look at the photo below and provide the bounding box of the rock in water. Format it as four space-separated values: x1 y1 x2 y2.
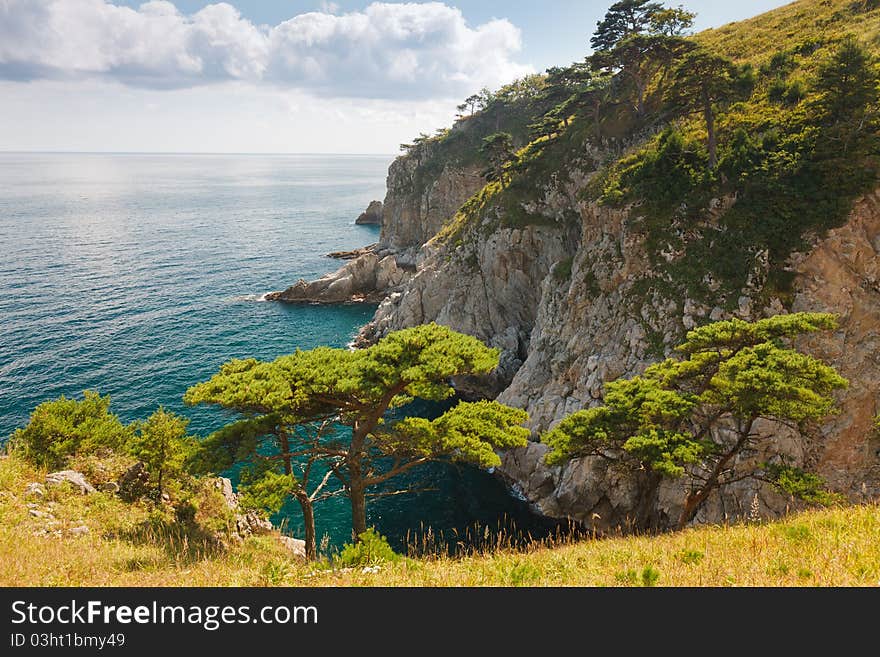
264 250 407 304
355 200 383 225
45 470 96 495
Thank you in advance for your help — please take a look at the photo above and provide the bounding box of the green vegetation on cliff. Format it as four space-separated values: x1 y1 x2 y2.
428 0 880 308
543 313 847 530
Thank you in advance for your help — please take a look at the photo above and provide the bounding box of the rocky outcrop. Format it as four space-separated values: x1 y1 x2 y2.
380 145 485 250
213 477 274 540
356 200 383 226
212 477 306 559
490 189 880 530
327 245 377 260
45 470 96 495
265 246 409 304
266 111 880 531
356 152 880 530
266 140 485 305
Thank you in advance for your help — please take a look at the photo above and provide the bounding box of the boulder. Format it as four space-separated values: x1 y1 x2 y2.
45 470 96 495
97 482 120 494
279 536 307 560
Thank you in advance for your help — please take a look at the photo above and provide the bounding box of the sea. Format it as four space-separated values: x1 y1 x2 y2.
0 152 555 552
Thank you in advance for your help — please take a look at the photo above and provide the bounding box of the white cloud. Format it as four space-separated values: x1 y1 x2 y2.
0 0 531 98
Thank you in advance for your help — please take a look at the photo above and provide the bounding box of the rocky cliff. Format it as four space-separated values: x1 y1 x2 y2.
268 0 880 531
272 138 880 531
266 136 486 305
357 153 880 530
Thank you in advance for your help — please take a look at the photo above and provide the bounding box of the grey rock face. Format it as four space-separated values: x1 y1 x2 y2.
380 147 485 249
265 250 409 304
355 200 383 226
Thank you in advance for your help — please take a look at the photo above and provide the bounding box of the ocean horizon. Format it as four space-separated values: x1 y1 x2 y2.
0 152 550 549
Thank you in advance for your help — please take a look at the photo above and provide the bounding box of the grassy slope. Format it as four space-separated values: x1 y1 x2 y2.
3 455 878 587
697 0 880 62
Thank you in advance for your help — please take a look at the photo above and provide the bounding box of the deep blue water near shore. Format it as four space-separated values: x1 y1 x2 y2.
0 153 554 551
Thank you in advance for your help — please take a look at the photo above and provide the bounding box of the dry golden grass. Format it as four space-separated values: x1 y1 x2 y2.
696 0 880 66
2 455 878 587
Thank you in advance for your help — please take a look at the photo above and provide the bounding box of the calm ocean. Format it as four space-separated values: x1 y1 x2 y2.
0 153 551 550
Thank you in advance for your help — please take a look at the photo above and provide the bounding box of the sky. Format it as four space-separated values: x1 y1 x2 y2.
0 0 794 154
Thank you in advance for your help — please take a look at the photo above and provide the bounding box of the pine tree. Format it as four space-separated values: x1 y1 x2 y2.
480 132 516 183
186 323 530 546
132 407 194 500
543 313 847 530
667 48 738 168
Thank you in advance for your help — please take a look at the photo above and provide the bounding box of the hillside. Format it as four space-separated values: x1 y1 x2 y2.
2 453 878 586
271 0 880 533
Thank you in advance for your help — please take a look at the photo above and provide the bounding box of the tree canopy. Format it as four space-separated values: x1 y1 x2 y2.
667 48 739 168
186 323 530 553
131 407 195 499
543 313 847 530
591 0 664 52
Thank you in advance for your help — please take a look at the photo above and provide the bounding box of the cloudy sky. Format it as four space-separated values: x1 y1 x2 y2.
0 0 791 154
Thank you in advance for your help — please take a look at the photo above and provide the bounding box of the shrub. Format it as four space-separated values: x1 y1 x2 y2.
9 391 133 469
335 529 399 568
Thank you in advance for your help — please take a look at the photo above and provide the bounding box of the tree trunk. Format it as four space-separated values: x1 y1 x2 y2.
633 471 662 532
677 420 756 530
704 90 717 169
349 482 367 540
157 469 163 500
676 490 707 530
296 494 317 561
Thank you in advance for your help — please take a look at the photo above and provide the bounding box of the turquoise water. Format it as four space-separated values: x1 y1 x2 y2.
0 153 552 550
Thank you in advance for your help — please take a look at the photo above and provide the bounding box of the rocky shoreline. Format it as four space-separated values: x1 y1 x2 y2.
264 117 880 533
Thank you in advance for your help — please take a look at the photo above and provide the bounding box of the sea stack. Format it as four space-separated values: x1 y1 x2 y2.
355 200 383 225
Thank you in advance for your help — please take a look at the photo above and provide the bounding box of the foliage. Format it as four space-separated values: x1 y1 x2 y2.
237 471 299 515
481 132 516 183
8 391 133 469
186 324 530 546
130 407 195 499
597 34 880 299
640 565 661 586
765 464 844 506
667 47 740 167
335 528 399 567
543 313 847 529
590 0 664 52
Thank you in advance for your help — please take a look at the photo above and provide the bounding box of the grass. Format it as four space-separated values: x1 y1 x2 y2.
2 454 878 587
